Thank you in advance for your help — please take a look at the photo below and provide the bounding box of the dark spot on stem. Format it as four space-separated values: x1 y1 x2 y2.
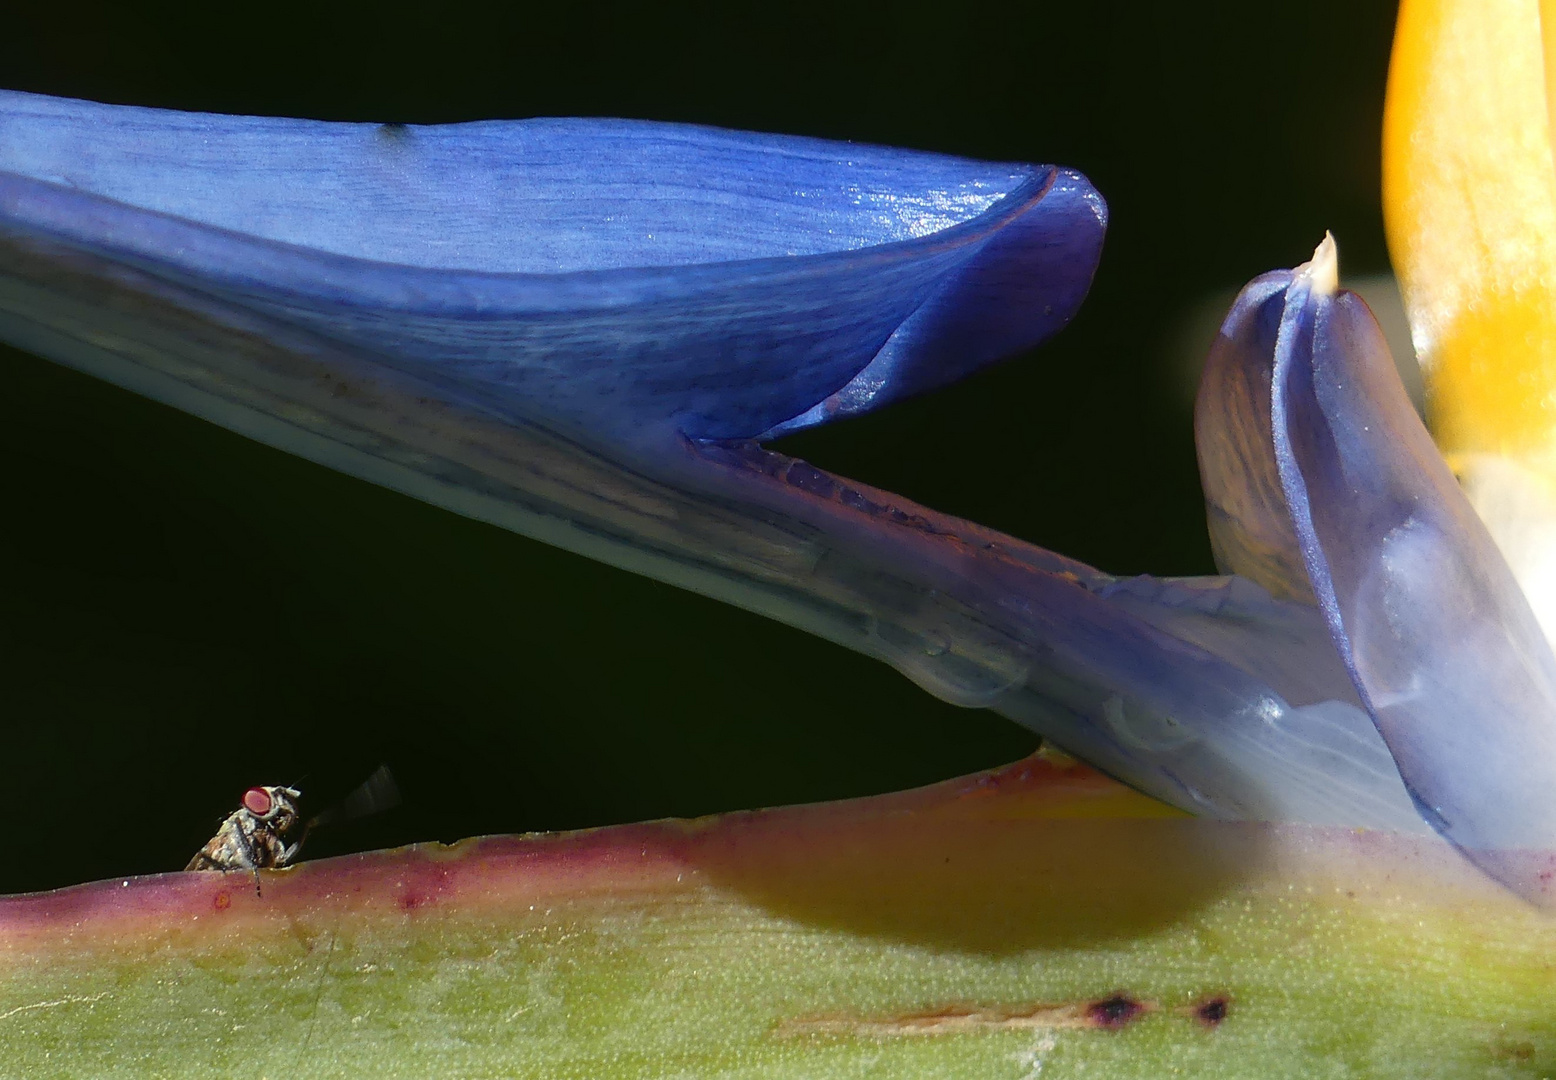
1195 995 1230 1027
1087 994 1144 1029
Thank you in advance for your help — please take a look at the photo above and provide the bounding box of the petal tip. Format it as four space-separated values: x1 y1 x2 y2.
1297 232 1340 298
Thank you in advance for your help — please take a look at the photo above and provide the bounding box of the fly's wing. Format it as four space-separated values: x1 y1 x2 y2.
183 844 221 872
308 766 402 831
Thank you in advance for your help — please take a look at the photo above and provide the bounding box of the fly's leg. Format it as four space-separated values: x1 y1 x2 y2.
234 821 264 897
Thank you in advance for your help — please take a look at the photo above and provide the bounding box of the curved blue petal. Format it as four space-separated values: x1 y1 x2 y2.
1268 244 1556 904
0 90 1104 442
762 168 1106 435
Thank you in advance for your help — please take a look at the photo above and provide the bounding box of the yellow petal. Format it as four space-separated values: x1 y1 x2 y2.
1385 0 1556 459
1385 0 1556 640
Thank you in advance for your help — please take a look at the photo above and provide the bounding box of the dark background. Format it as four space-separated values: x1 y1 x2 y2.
0 2 1398 893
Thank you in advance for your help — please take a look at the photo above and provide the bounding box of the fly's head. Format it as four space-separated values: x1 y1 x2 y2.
239 785 303 839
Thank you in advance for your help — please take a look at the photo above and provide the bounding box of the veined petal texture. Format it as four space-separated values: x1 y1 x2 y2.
0 90 1104 441
1270 243 1556 903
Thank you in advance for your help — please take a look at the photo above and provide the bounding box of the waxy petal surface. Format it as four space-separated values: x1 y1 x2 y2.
0 90 1104 441
2 757 1553 1078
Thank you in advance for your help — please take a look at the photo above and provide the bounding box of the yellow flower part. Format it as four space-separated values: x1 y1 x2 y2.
1385 0 1556 642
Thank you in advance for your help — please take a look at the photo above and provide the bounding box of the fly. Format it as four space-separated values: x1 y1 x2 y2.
186 766 399 894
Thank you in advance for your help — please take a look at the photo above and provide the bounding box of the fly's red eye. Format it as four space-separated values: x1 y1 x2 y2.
242 787 274 816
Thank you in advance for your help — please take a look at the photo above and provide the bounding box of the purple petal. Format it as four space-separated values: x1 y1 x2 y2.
1270 241 1556 903
669 442 1426 832
1195 272 1315 602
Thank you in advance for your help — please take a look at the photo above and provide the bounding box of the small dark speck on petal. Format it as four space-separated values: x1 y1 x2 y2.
378 122 411 141
1087 994 1144 1029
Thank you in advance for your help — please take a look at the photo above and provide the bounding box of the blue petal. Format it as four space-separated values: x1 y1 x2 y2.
0 91 1427 839
1268 245 1556 903
0 90 1104 442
